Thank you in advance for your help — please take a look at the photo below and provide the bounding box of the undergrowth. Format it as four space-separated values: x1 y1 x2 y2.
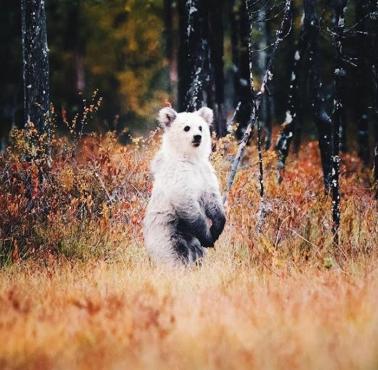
0 108 377 269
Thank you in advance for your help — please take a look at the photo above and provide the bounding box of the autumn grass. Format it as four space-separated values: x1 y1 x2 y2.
0 128 378 369
1 244 378 370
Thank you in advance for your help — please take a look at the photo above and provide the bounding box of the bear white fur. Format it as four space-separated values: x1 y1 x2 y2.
143 107 226 266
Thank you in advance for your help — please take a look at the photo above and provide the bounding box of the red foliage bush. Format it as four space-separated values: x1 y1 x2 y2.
0 117 376 267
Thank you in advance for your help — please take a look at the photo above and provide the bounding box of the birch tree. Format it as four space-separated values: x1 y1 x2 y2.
306 0 334 190
21 0 50 133
355 0 370 164
234 0 253 139
225 0 293 230
208 0 226 136
259 7 273 150
331 0 348 245
177 0 226 136
367 0 378 197
164 0 174 94
276 5 307 182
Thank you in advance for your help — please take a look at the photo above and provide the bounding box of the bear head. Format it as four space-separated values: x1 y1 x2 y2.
158 107 213 160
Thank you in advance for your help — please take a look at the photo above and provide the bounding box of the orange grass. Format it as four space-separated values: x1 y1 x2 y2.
0 128 377 369
1 249 378 370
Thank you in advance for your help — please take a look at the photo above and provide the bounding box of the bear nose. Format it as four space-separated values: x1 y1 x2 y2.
193 135 202 142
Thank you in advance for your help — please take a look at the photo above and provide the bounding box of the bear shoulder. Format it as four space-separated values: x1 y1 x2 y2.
150 150 164 178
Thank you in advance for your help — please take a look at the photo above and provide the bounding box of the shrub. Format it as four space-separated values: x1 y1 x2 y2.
0 111 376 267
0 102 155 265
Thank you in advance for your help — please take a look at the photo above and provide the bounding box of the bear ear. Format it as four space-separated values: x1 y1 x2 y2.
158 107 177 129
197 107 214 126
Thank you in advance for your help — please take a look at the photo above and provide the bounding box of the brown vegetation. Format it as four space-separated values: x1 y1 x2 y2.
0 126 377 369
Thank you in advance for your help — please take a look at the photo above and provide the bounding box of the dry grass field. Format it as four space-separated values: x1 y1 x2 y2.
0 129 377 370
1 247 378 370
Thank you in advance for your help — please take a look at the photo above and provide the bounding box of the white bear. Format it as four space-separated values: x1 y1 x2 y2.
143 106 226 266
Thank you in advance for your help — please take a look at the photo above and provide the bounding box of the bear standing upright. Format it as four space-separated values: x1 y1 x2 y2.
143 106 226 266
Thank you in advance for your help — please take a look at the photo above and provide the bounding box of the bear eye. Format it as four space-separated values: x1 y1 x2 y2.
199 126 202 132
184 126 190 132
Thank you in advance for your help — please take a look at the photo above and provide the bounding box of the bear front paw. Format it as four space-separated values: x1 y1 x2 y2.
210 215 226 242
201 233 214 248
203 241 214 248
210 225 221 243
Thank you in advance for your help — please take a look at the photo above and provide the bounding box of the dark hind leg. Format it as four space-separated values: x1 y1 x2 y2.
172 233 204 265
172 234 191 264
185 236 205 265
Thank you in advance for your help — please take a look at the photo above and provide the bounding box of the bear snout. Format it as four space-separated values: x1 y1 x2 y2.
192 135 202 147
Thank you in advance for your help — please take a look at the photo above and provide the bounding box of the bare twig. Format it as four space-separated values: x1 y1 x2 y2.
223 0 293 221
226 101 241 133
93 171 114 204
